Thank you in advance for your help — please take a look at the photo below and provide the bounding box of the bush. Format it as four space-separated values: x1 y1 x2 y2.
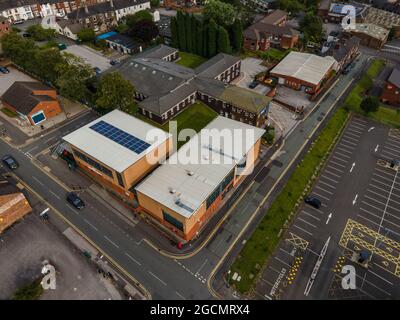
78 27 96 42
26 25 55 41
12 279 43 300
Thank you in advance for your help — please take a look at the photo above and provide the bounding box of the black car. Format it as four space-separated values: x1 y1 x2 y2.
0 66 10 74
66 192 85 210
22 33 32 38
248 81 259 89
304 196 322 209
2 155 19 170
110 59 119 66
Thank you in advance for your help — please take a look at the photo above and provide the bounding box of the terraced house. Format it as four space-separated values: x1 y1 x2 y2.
107 45 271 128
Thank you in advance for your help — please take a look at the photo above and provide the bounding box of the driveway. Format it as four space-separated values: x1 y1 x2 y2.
64 45 111 72
236 57 268 89
0 67 35 96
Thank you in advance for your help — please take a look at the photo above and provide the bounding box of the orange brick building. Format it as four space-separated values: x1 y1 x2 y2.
0 16 10 37
63 110 172 202
135 116 265 242
381 68 400 107
1 81 62 126
0 179 32 234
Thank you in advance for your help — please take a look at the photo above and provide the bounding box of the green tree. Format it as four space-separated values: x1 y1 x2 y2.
77 27 95 42
217 26 231 53
177 11 186 51
170 16 179 48
196 20 203 56
150 0 160 7
185 13 193 53
126 10 153 28
1 32 37 71
278 0 305 13
208 19 217 57
129 20 159 43
360 96 380 114
299 13 323 43
26 25 55 41
55 53 94 102
231 19 243 52
33 48 63 83
96 72 137 114
204 0 236 26
190 15 197 54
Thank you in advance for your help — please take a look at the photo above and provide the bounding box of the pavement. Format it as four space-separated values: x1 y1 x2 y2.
253 116 400 300
64 45 111 72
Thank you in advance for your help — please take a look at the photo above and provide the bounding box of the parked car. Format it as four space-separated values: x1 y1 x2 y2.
0 66 10 74
93 67 102 75
343 63 355 75
304 195 322 209
2 155 19 170
66 192 85 210
248 81 259 89
58 43 67 50
110 59 119 66
22 33 32 38
13 20 25 25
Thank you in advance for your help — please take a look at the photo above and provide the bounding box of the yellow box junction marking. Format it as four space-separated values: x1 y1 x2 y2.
286 232 309 251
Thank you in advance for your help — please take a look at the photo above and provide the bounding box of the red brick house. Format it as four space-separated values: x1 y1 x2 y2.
381 68 400 107
1 82 62 126
0 16 10 38
243 10 299 51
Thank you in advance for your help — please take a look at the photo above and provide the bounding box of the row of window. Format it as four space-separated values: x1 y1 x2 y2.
74 149 114 178
162 210 184 232
206 169 234 209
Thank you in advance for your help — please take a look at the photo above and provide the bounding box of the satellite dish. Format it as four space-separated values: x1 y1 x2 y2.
41 14 57 29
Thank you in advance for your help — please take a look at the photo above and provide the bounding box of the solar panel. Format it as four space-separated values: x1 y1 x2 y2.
90 120 151 154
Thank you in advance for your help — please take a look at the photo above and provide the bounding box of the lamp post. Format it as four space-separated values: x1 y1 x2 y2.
226 269 231 288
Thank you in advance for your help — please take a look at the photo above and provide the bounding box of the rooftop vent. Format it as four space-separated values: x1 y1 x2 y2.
169 187 176 194
187 171 194 176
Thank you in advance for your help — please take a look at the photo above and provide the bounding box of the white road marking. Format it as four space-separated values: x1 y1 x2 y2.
148 271 167 286
195 259 208 275
26 145 38 153
338 142 355 150
125 252 142 266
326 213 332 225
332 156 348 163
32 176 44 186
327 165 344 173
336 147 353 154
367 270 393 286
324 170 341 178
341 138 358 146
49 190 60 199
368 126 375 132
84 219 98 231
321 175 339 184
319 180 337 189
293 224 313 236
313 192 330 200
316 186 334 195
375 144 379 152
175 291 186 300
350 162 356 173
342 135 359 142
334 151 351 159
104 235 119 248
352 194 358 205
298 217 317 228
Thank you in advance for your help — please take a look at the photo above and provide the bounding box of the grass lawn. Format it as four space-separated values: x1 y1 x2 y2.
136 101 218 149
176 52 207 69
229 107 349 293
1 107 17 118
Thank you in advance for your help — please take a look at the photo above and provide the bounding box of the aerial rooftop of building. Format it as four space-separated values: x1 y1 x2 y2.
271 51 336 85
388 68 400 88
350 23 389 41
62 109 171 173
135 116 265 218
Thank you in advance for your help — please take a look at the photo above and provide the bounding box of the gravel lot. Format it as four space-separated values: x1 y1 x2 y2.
64 45 111 72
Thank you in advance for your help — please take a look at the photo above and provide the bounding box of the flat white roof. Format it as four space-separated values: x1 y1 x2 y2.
271 51 336 85
63 109 171 173
135 116 265 219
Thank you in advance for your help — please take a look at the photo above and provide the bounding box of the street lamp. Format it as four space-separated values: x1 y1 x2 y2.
226 270 231 288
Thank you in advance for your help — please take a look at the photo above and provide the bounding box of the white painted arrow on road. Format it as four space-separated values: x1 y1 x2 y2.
326 213 333 225
350 162 356 173
375 144 379 152
368 127 375 132
353 194 358 205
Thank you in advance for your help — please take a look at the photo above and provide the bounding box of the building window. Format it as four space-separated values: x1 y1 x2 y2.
162 210 184 231
116 172 124 187
206 169 234 209
73 150 113 178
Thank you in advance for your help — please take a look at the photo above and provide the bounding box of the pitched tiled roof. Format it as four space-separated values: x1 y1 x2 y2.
388 68 400 88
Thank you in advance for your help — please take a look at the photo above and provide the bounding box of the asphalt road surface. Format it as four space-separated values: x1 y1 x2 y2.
255 116 400 300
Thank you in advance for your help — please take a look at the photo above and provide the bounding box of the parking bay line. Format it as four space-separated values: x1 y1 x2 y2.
336 147 353 154
367 269 393 286
383 145 400 155
342 135 359 142
313 192 330 200
359 208 400 232
293 224 313 236
316 186 334 195
364 195 400 216
347 127 364 135
321 175 339 184
368 184 400 200
318 180 337 189
382 149 400 158
148 271 167 286
298 216 319 227
332 156 348 163
375 168 395 178
338 143 355 150
327 162 346 170
341 138 358 146
324 169 342 178
301 210 321 221
334 151 351 159
345 131 361 139
49 190 60 200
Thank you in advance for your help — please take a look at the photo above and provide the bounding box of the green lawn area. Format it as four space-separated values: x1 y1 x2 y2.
229 107 349 293
1 107 17 118
136 101 218 149
176 52 207 69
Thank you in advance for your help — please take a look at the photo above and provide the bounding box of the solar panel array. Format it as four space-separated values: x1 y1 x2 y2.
90 120 151 154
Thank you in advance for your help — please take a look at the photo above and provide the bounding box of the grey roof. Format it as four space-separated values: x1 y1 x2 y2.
0 179 19 196
106 33 139 50
195 53 240 79
67 0 149 20
1 81 56 115
260 9 287 25
244 22 299 41
135 44 178 60
324 36 360 62
0 0 36 11
388 68 400 88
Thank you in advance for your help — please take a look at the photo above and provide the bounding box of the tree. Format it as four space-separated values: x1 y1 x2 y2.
1 32 37 71
208 19 217 57
150 0 160 7
360 96 380 114
77 27 95 42
185 13 193 53
190 15 197 54
231 19 243 52
204 0 236 26
217 26 231 53
278 0 305 13
33 48 63 83
129 20 159 43
177 11 186 51
196 20 203 56
55 53 94 102
126 10 153 28
299 13 323 43
96 72 137 114
170 16 179 48
26 25 55 41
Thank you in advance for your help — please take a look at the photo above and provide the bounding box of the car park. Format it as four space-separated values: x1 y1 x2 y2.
304 195 322 209
66 192 85 210
2 155 19 170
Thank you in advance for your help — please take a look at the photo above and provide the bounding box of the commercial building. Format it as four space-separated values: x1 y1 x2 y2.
270 51 336 95
381 67 400 107
0 179 32 234
63 109 172 200
135 116 265 241
345 23 389 49
105 33 141 54
107 46 271 128
1 81 62 126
